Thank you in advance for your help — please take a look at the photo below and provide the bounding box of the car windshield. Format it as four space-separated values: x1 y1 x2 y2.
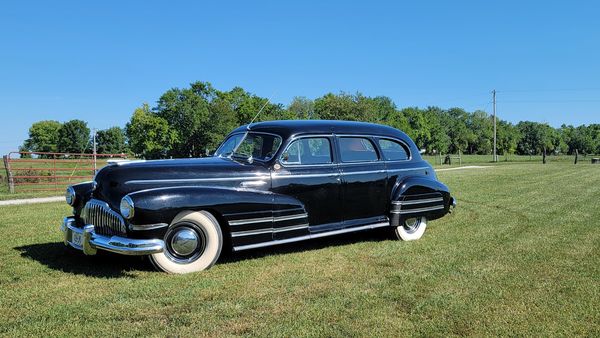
215 132 282 161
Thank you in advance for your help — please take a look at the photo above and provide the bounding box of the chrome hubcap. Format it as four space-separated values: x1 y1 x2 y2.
170 228 199 256
403 217 420 233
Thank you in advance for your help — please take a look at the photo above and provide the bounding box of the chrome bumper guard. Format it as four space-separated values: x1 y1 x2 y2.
449 197 457 213
60 217 164 256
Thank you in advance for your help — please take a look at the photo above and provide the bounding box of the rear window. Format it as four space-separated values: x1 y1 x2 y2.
378 139 410 161
339 137 379 162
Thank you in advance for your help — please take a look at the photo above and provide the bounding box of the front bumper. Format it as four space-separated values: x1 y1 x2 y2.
60 217 164 256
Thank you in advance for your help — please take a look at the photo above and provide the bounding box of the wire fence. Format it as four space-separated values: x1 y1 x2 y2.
2 152 127 193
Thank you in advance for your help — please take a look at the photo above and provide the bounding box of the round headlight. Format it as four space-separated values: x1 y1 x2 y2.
120 195 135 219
65 186 76 206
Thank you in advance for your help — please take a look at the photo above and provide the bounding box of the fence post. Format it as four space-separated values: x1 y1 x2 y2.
3 155 14 193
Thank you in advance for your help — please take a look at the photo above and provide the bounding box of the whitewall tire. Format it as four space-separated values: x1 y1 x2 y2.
149 210 223 274
394 217 427 241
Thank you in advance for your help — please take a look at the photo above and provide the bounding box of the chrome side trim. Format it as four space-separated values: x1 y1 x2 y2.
228 213 308 226
272 173 339 179
233 221 390 251
338 169 386 175
273 167 427 179
125 175 270 185
386 166 430 173
240 180 268 188
228 217 273 226
231 228 273 238
231 224 310 238
392 197 444 205
274 213 308 222
129 222 169 231
310 222 389 239
273 224 309 233
390 205 445 214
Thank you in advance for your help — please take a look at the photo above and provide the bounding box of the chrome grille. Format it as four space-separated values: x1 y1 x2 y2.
82 199 127 237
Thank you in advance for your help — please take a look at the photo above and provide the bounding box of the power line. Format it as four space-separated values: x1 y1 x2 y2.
498 99 600 103
496 88 600 93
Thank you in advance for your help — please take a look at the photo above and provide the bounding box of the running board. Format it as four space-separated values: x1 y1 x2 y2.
232 221 391 252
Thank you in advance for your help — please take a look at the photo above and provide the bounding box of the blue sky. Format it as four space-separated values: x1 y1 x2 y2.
1 1 598 155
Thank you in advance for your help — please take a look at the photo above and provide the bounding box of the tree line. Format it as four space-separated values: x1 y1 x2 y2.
20 120 127 156
20 81 600 159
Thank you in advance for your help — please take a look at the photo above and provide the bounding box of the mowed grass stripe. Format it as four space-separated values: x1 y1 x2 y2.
0 163 598 336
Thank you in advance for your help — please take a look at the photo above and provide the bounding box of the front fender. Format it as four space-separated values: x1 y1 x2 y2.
70 181 95 215
390 176 452 226
127 186 276 227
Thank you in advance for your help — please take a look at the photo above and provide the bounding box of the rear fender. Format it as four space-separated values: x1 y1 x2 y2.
390 176 452 226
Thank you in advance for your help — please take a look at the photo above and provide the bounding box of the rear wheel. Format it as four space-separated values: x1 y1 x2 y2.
149 210 222 274
394 216 427 241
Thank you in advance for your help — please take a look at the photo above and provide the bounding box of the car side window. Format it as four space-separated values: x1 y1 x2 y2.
339 137 379 162
378 139 410 161
281 137 332 165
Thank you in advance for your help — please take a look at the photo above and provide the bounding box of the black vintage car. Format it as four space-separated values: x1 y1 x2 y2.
61 120 455 273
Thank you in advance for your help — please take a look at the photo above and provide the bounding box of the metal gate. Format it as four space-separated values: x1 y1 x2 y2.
2 152 127 193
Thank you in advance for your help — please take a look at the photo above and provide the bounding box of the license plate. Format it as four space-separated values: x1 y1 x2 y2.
71 231 83 247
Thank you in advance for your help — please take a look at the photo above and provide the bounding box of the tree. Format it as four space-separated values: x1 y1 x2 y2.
402 107 431 151
313 92 394 123
154 81 215 157
21 120 62 154
126 104 177 159
516 121 557 155
445 108 474 154
496 121 521 158
96 127 127 154
464 111 493 154
57 119 90 153
287 97 315 119
423 107 449 154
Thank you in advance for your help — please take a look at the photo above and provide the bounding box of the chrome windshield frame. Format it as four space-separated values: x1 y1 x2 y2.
214 131 283 162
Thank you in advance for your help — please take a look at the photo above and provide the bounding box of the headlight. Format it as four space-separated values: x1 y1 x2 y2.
65 186 76 206
120 195 135 219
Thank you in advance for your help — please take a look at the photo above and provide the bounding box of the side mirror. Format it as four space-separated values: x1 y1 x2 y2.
281 152 290 162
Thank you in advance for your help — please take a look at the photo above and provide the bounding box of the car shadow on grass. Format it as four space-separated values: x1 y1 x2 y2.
14 229 395 277
14 242 153 278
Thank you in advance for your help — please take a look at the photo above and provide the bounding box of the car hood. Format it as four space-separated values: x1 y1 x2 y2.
93 157 271 210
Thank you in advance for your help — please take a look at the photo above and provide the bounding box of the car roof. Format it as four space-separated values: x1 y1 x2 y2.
232 120 409 140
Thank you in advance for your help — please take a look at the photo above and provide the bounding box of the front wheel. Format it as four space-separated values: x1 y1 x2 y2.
149 210 223 274
394 216 427 241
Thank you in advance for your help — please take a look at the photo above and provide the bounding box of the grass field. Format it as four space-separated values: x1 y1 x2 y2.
0 163 599 336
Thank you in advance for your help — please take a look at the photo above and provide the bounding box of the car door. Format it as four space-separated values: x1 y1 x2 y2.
336 135 389 227
270 135 343 238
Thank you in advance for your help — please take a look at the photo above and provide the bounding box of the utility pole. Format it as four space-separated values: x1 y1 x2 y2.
92 128 97 173
492 89 497 162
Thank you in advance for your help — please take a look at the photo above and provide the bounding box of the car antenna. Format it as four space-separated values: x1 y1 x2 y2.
247 98 271 130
